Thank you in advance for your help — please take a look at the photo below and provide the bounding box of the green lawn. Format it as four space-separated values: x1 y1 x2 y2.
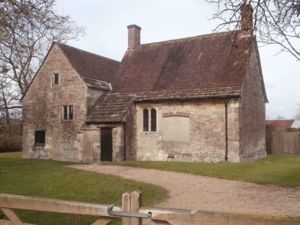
109 155 300 188
0 152 167 225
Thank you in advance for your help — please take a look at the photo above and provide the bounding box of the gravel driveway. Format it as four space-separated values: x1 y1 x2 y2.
69 164 300 217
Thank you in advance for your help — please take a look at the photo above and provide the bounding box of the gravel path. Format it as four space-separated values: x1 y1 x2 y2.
69 164 300 217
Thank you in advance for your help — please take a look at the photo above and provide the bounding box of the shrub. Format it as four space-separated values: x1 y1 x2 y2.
0 121 22 152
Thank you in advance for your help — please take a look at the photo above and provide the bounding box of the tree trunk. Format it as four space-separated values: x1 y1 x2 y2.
1 90 10 124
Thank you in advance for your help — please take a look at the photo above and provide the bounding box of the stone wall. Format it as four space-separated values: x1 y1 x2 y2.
111 125 125 161
80 124 124 162
87 89 104 114
227 100 241 161
239 44 267 161
22 44 88 161
135 99 240 162
125 104 138 160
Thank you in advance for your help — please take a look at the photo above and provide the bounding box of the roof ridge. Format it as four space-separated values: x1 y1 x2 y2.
56 42 120 63
139 30 241 48
112 86 241 96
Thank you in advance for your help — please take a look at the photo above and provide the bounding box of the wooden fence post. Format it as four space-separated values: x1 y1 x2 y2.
72 214 80 225
122 192 131 225
121 191 142 225
130 191 142 225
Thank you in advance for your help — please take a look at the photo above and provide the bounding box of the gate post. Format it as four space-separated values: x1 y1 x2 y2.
122 192 131 225
121 191 142 225
130 191 142 225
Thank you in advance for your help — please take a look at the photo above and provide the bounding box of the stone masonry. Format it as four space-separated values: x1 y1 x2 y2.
134 99 240 162
239 41 267 161
22 44 102 161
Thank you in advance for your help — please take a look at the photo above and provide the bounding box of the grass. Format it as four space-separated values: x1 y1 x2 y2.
109 155 300 188
0 152 167 225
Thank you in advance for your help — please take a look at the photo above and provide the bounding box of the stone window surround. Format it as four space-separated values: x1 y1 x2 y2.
52 72 60 86
143 108 149 131
142 107 157 133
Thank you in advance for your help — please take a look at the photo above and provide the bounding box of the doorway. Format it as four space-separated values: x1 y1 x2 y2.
101 127 113 161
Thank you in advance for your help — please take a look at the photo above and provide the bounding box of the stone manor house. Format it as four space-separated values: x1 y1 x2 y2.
22 5 267 162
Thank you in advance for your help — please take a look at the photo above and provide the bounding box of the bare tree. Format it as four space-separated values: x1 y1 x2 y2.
275 115 286 120
207 0 300 61
0 74 21 123
0 77 15 123
0 0 84 122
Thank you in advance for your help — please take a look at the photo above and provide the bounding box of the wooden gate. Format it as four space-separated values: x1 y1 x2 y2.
0 191 299 225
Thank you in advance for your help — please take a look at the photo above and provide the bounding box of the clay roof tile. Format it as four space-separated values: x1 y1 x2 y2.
114 31 251 93
57 43 120 89
87 86 241 123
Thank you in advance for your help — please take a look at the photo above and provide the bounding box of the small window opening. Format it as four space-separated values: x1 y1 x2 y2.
151 108 157 131
53 73 59 85
143 109 149 131
35 130 45 145
62 105 73 120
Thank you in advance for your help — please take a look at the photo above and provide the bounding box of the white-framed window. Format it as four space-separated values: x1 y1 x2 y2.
62 105 73 120
53 73 59 85
143 108 157 132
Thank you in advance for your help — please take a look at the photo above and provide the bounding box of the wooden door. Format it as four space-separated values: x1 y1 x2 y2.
101 128 113 161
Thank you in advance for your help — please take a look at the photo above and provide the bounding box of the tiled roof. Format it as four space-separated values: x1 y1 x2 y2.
87 86 241 123
82 77 112 90
87 93 137 123
265 120 294 128
57 43 120 89
55 30 264 124
135 86 241 102
114 31 251 93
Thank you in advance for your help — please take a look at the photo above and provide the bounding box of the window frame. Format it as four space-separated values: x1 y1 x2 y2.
151 108 157 131
142 107 157 132
35 130 46 146
62 105 74 120
53 73 59 85
143 109 149 131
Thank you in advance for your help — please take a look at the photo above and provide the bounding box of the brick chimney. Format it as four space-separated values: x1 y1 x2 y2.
127 24 141 49
240 4 253 31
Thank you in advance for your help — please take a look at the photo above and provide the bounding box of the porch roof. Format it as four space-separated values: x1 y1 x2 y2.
86 86 241 123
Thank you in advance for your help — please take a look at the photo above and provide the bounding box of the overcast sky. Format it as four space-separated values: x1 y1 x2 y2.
56 0 300 119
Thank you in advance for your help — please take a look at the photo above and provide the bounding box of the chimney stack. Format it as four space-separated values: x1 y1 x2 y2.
127 24 141 49
240 4 253 31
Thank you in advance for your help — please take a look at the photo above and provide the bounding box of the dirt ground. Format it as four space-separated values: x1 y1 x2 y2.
69 164 300 217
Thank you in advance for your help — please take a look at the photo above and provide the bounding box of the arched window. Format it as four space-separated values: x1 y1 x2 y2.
151 108 157 131
143 109 149 131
